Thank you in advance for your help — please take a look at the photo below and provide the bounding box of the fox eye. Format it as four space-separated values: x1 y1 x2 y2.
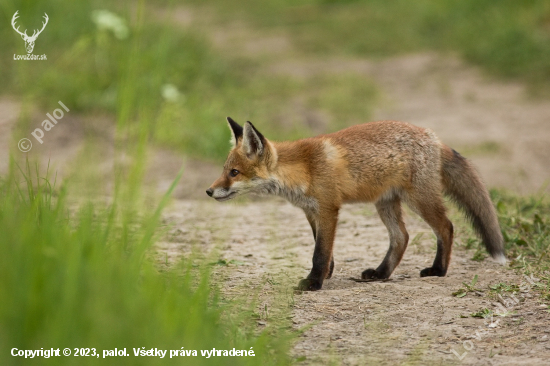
229 169 240 177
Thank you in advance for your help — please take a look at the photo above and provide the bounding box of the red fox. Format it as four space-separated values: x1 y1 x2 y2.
207 117 506 291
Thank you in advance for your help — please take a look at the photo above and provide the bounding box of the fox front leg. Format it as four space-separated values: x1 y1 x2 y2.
298 208 338 291
305 211 335 280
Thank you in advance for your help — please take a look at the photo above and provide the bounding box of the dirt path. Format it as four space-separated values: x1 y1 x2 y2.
159 198 550 365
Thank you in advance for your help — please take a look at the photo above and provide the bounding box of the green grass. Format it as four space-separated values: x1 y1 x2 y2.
448 188 550 302
470 308 493 319
1 1 294 361
3 1 550 161
6 1 548 162
155 72 377 159
457 190 550 301
453 189 550 273
189 0 550 92
1 0 378 162
492 190 550 272
0 159 291 366
452 274 481 298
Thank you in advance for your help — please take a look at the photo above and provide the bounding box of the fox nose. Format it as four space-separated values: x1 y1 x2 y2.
206 188 213 197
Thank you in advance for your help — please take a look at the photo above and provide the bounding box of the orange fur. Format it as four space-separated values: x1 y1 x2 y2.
207 118 505 291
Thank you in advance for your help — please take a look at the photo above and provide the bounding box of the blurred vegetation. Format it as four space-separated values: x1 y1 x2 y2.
2 1 549 160
0 0 378 161
0 159 291 365
1 1 296 363
191 0 550 90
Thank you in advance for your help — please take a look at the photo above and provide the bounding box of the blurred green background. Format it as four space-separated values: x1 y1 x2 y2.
2 0 550 160
1 0 550 365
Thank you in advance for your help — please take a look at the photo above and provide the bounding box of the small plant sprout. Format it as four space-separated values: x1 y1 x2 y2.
453 275 482 298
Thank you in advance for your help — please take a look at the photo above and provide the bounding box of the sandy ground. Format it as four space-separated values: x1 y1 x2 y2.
2 5 550 365
159 198 550 365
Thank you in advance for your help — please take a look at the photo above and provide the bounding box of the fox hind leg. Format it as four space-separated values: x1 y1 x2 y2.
362 196 409 280
407 194 454 277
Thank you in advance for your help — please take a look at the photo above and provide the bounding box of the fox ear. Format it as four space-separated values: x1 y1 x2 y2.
227 117 243 147
242 121 265 158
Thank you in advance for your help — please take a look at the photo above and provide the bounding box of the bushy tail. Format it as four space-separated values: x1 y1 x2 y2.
441 145 506 263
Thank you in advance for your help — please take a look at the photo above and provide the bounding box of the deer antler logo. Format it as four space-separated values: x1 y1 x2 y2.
11 11 49 54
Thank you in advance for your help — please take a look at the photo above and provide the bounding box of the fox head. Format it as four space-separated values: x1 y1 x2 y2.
206 117 276 201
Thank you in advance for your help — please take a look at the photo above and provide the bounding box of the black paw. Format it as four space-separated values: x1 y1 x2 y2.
361 268 388 280
296 278 323 291
420 267 446 277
